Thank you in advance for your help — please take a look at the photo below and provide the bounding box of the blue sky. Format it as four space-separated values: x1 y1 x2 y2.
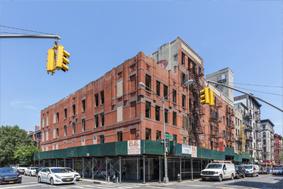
0 0 282 135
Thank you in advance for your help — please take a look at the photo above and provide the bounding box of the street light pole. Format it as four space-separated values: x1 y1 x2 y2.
162 98 169 183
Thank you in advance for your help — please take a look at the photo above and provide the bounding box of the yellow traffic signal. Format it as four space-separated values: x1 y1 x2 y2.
200 87 215 106
200 87 210 104
46 48 56 74
56 45 70 72
209 88 215 106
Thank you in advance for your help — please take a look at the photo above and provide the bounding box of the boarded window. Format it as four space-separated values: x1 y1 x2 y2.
117 131 123 141
117 80 123 98
155 106 160 121
145 101 151 118
117 105 123 122
101 113 104 126
173 111 177 126
95 93 99 106
156 80 161 96
163 85 168 99
173 89 177 104
145 74 151 90
82 99 86 112
95 114 99 128
82 119 86 131
100 91 104 105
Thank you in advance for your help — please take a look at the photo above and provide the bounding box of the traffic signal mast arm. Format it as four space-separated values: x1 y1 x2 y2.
206 80 283 112
0 34 60 40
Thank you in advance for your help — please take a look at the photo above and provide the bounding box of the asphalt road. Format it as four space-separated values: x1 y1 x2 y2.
0 174 282 189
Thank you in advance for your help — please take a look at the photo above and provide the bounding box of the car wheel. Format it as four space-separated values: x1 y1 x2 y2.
231 173 234 180
242 174 245 178
38 176 41 183
219 174 223 182
201 177 206 181
50 178 54 185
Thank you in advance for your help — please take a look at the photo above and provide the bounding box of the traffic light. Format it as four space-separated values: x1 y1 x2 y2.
46 48 56 74
55 45 70 72
200 87 215 106
200 87 210 104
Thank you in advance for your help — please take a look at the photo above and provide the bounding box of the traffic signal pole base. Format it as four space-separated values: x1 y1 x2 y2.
163 177 169 183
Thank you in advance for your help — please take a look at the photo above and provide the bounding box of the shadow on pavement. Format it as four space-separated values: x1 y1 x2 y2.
225 176 283 189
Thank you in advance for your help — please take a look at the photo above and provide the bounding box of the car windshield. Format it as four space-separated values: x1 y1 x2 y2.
65 168 74 172
206 164 223 169
30 167 37 170
0 168 15 173
50 168 68 173
243 165 253 169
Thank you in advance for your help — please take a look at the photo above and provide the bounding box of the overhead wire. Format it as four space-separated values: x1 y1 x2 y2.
0 24 55 35
232 85 283 97
231 82 283 89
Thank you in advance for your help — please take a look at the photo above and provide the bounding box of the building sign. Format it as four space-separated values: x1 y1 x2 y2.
182 144 197 157
128 140 141 155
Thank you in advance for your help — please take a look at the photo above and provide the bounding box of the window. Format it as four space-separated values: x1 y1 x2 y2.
145 101 151 118
64 108 67 119
95 114 99 128
100 135 104 144
72 123 76 135
145 74 151 90
72 104 76 116
100 91 104 105
163 85 168 99
82 99 86 112
95 94 99 106
181 52 185 65
64 125 67 136
82 119 86 132
183 137 187 144
182 95 186 108
156 81 161 96
56 113 59 123
145 128 151 140
56 128 59 137
130 128 137 140
130 75 137 91
93 136 97 144
101 113 104 126
156 130 161 140
173 111 177 126
173 89 177 104
181 72 186 85
164 109 168 123
155 106 160 121
117 131 123 141
173 134 177 143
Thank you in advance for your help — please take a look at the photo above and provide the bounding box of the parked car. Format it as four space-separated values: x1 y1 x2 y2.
64 167 81 181
272 167 283 176
242 164 259 177
37 167 75 185
259 167 268 174
235 165 246 179
0 167 22 184
200 161 236 182
17 167 27 175
25 167 39 176
36 167 44 176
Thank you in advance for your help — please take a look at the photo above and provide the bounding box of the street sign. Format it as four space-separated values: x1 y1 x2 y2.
165 133 173 140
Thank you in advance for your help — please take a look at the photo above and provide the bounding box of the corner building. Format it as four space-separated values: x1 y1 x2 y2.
36 37 249 182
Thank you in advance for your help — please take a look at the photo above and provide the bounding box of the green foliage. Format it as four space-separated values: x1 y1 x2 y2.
0 125 37 166
14 145 38 166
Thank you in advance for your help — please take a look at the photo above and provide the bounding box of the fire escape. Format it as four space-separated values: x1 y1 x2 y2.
188 60 204 146
226 106 235 148
209 100 222 150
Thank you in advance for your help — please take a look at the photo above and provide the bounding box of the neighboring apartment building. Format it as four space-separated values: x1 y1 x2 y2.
274 134 282 165
206 67 234 102
234 94 261 162
28 126 41 148
259 119 274 164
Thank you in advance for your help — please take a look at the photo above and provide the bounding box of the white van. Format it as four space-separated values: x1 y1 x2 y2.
201 161 236 182
242 164 259 177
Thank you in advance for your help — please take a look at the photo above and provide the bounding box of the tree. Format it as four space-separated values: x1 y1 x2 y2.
14 145 38 166
0 125 36 166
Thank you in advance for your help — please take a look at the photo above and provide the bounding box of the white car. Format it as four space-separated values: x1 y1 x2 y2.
64 167 81 181
25 167 38 176
37 167 75 185
201 161 236 181
242 164 259 177
17 167 27 175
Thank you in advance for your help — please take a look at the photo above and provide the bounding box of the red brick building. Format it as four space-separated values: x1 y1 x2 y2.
274 133 282 165
40 37 234 153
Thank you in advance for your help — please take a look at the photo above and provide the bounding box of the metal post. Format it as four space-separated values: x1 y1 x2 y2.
191 158 193 181
105 158 108 182
179 157 182 182
92 157 94 180
56 159 58 167
82 158 85 178
72 159 75 170
162 101 169 183
137 157 139 181
159 156 162 183
143 155 146 184
119 156 122 183
64 158 66 167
